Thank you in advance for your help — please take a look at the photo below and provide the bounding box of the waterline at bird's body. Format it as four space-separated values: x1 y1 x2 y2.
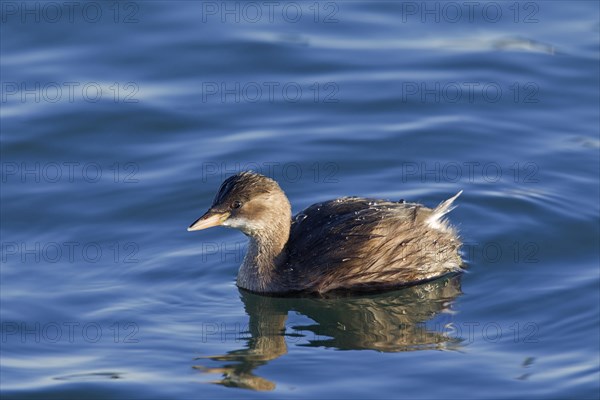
188 171 463 294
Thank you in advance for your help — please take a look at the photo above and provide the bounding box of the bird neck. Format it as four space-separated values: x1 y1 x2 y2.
237 215 291 293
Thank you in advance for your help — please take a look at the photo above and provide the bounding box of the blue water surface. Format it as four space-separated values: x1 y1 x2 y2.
1 1 599 399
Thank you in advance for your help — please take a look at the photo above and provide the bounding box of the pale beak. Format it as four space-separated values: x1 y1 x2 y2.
187 210 230 232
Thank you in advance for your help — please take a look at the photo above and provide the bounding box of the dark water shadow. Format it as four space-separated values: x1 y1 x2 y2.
193 274 463 391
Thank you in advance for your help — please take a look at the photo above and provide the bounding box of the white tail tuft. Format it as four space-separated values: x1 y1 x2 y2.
426 190 463 231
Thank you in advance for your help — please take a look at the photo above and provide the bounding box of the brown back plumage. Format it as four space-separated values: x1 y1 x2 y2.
283 197 462 292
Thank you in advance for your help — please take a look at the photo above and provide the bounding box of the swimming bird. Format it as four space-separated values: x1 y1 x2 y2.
187 171 463 294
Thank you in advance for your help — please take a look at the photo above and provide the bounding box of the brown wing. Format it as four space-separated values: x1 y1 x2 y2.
283 197 461 293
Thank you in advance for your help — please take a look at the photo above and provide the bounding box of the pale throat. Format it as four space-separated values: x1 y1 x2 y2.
234 216 291 292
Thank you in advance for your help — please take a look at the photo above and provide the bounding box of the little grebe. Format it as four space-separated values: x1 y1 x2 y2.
188 171 463 294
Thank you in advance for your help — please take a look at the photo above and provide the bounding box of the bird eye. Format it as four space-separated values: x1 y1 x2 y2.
231 200 242 209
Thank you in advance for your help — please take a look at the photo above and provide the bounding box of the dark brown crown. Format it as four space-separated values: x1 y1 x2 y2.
211 171 280 208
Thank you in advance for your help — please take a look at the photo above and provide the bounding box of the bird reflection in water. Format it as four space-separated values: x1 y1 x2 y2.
193 274 463 391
